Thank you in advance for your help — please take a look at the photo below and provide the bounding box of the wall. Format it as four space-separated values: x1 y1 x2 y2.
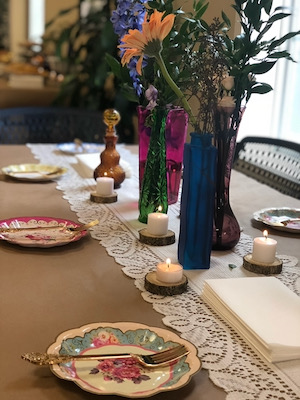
174 0 240 36
8 0 78 61
45 0 78 22
9 0 27 61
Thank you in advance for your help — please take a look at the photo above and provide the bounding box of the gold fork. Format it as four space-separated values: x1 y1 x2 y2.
21 345 189 368
0 219 99 233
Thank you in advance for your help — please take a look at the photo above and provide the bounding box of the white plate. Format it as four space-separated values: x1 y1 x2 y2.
0 217 88 247
2 163 67 182
253 207 300 233
57 142 103 155
47 322 201 397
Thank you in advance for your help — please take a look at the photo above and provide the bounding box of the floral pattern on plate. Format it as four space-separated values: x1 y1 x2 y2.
0 217 88 247
89 358 151 385
47 322 201 397
1 163 67 181
253 208 300 233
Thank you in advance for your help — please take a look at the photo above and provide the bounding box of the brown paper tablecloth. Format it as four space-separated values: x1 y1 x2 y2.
0 145 228 399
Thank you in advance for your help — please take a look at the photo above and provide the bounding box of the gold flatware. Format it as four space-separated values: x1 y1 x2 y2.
21 344 189 368
280 218 300 226
68 219 99 231
0 219 99 233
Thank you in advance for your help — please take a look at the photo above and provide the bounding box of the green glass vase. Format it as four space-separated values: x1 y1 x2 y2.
138 108 168 223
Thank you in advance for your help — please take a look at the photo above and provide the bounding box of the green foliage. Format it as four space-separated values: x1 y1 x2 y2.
150 0 299 109
0 0 9 49
221 0 300 108
138 0 299 130
44 2 136 142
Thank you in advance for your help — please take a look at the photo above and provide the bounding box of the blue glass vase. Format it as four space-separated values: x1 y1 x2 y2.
178 133 217 269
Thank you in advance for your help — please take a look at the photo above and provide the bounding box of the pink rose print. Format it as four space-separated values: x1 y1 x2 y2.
90 358 151 384
92 331 119 347
25 234 54 241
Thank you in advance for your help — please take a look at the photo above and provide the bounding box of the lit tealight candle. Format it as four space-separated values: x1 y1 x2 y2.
252 230 277 264
96 173 114 196
156 258 183 284
147 206 168 236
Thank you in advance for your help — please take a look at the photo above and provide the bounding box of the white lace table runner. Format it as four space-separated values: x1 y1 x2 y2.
28 144 300 399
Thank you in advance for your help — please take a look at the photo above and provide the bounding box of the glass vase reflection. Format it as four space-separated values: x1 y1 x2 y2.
138 106 188 205
138 107 168 223
178 133 217 269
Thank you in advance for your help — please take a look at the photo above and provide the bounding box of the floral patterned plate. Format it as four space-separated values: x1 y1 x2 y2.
2 163 67 182
57 142 103 155
253 208 300 233
47 322 201 398
0 217 88 247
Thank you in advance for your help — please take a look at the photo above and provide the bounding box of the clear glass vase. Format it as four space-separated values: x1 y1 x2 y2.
212 108 244 250
138 106 188 205
178 133 217 269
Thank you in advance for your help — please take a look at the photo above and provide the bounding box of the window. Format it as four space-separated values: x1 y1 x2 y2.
28 0 45 43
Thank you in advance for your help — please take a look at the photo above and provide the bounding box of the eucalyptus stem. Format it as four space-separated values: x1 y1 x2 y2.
155 52 197 128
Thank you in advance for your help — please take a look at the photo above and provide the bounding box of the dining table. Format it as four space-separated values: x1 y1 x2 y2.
0 143 299 400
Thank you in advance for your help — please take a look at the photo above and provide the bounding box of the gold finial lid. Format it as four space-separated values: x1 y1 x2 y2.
103 109 121 135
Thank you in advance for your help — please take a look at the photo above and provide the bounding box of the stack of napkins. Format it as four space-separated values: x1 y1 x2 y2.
202 277 300 362
76 153 132 179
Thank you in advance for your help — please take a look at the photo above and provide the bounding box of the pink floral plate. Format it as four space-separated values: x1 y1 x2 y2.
46 322 201 398
253 207 300 233
0 217 88 247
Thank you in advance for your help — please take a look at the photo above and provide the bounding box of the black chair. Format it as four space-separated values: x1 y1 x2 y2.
233 136 300 199
0 107 106 144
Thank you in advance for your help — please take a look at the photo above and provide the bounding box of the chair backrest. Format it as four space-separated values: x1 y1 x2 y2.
0 107 106 144
233 136 300 199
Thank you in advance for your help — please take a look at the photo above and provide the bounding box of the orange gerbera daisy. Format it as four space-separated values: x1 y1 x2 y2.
119 10 175 75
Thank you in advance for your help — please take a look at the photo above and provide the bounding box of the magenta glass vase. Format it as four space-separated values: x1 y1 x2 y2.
138 106 188 205
212 108 244 250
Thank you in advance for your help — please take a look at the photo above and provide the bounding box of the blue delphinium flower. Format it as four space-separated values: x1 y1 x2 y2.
111 0 147 97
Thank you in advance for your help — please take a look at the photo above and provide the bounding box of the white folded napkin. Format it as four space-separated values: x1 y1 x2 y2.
76 152 132 179
202 277 300 363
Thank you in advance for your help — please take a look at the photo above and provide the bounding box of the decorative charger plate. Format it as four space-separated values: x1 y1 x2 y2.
253 207 300 233
2 163 67 182
0 217 88 247
57 142 103 155
47 321 201 398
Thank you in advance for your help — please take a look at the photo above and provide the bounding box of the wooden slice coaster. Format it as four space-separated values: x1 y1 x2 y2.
90 191 117 203
243 253 283 275
139 228 175 246
145 271 188 296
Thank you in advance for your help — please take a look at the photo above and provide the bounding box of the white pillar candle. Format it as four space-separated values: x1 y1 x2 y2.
252 230 277 264
156 259 183 283
147 209 168 236
96 176 114 196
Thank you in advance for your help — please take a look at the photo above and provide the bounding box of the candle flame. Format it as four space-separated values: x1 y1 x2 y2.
263 230 268 239
157 205 162 212
104 172 108 177
166 258 171 268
